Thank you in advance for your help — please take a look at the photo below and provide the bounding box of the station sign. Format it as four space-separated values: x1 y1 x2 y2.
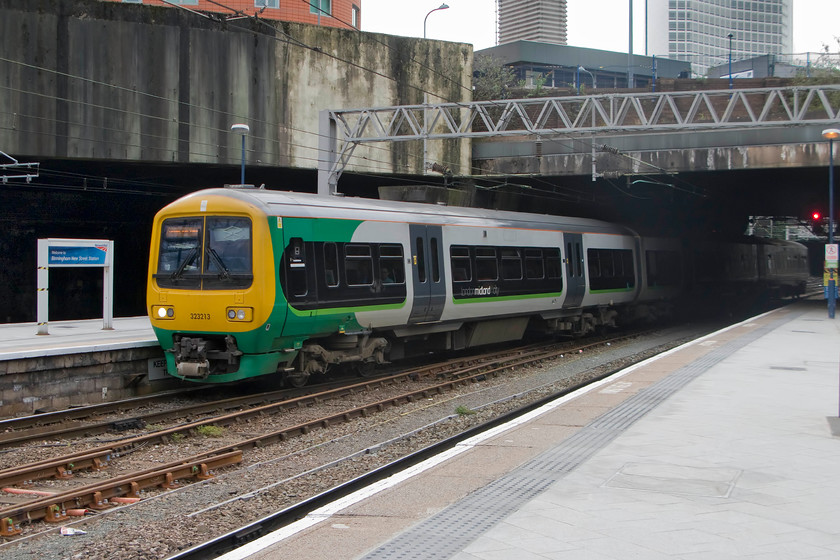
37 238 114 335
48 244 112 267
827 244 839 269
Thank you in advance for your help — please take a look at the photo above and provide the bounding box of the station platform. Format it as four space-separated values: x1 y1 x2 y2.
222 299 840 560
0 316 157 361
0 317 163 417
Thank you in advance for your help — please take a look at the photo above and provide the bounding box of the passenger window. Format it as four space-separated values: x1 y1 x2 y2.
475 247 498 281
430 237 440 283
415 238 426 283
525 249 544 279
450 246 471 282
345 244 373 286
566 242 573 278
379 244 405 284
545 248 562 279
645 250 681 287
501 248 522 280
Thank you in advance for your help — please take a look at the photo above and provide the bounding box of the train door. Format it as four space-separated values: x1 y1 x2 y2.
563 233 586 308
408 224 445 323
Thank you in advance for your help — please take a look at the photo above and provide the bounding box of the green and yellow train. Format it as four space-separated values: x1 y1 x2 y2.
147 186 805 385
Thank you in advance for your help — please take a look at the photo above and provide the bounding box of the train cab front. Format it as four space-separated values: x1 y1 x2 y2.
146 191 282 382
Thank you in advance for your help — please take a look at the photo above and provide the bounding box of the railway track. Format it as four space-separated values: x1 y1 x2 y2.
0 330 648 538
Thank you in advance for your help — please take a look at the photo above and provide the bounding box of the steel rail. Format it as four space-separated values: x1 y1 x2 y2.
0 331 646 537
0 450 242 536
0 336 585 450
0 386 216 433
0 333 640 490
167 353 643 560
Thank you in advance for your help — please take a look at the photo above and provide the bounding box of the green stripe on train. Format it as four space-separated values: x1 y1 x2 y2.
453 292 563 304
287 302 406 316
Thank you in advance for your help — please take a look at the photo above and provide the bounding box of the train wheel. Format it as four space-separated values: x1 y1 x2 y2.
285 373 310 388
354 362 377 378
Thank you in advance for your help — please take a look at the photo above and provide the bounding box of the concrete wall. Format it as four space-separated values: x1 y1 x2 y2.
0 0 473 177
0 346 172 417
473 125 834 177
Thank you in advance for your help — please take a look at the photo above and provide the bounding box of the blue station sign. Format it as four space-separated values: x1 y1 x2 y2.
48 245 110 267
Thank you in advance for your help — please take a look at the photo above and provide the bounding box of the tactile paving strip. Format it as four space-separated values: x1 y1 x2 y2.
361 313 796 560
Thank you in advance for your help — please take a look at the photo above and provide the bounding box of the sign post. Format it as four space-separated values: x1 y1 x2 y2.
37 238 114 335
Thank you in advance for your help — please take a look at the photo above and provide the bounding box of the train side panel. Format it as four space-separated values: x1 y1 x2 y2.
578 232 641 308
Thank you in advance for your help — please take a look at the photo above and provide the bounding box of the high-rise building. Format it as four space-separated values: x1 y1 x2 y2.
646 0 792 76
497 0 568 46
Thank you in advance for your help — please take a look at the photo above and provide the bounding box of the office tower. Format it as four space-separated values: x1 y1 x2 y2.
498 0 568 46
647 0 792 75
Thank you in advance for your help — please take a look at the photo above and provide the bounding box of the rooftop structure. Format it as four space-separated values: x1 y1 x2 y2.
476 41 691 90
98 0 360 29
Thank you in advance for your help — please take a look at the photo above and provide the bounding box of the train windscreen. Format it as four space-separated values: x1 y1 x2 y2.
155 216 253 289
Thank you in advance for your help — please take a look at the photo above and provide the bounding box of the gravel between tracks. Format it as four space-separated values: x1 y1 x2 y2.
0 323 715 560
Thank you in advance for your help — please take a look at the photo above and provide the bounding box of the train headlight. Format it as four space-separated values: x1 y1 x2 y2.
152 306 175 320
226 307 253 322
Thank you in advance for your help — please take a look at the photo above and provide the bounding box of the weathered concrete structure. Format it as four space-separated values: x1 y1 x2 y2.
0 0 473 177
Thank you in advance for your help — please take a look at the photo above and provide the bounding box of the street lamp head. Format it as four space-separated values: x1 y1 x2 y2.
823 128 840 140
423 4 450 39
727 33 733 40
231 123 250 134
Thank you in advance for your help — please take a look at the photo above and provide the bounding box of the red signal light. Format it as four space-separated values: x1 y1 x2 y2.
812 211 822 221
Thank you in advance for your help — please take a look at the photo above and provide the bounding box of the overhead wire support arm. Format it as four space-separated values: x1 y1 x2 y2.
0 150 39 184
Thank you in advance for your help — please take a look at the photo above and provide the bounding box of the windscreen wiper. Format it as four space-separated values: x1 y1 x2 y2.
206 247 231 280
170 247 198 281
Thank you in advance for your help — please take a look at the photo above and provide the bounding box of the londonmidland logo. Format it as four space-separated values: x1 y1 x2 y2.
460 285 500 297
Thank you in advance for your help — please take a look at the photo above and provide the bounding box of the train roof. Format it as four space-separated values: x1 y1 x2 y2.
176 187 638 237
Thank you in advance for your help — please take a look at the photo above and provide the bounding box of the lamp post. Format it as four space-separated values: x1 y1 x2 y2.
727 33 734 89
627 0 634 89
578 66 595 93
823 128 839 320
422 4 448 174
423 3 449 38
231 123 249 184
652 54 657 92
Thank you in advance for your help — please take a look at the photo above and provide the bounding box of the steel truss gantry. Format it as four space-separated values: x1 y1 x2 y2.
1 150 39 184
317 85 840 195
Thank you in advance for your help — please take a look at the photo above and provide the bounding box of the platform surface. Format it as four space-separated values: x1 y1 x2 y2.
222 299 840 560
0 316 157 360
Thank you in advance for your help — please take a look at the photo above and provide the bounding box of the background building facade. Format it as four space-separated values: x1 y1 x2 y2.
101 0 360 29
646 0 792 75
497 0 567 46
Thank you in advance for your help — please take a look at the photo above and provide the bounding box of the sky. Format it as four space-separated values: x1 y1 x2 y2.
361 0 840 56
